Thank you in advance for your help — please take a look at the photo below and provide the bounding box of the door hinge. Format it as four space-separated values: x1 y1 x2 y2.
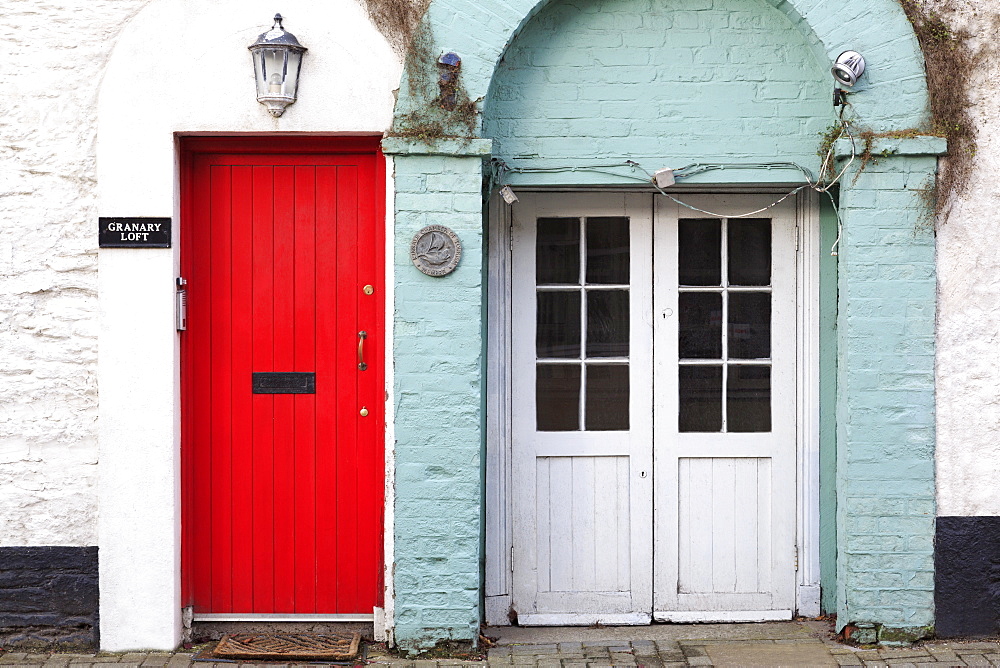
176 277 188 331
794 546 799 571
509 223 514 252
795 225 800 252
511 545 515 573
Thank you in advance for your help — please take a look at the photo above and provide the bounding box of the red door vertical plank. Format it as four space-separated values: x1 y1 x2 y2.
272 165 297 612
230 164 256 612
189 155 214 611
180 152 193 607
336 165 360 612
314 165 340 611
251 165 276 612
209 165 235 612
355 154 382 607
293 166 318 612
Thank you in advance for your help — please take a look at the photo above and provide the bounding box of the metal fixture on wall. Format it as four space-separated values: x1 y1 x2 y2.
248 14 307 117
831 51 865 87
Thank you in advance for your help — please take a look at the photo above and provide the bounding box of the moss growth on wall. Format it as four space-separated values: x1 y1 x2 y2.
898 0 979 220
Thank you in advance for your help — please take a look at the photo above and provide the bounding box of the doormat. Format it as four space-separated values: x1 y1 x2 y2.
211 632 362 661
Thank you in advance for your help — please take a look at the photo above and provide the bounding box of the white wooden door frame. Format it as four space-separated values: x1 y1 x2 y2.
484 188 821 625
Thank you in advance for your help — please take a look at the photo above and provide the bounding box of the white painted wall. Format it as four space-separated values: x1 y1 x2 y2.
933 1 1000 517
0 0 399 651
0 0 151 548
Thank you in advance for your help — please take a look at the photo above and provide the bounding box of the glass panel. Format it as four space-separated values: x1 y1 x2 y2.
679 219 721 286
728 292 771 359
679 292 722 359
587 290 629 358
727 365 771 432
537 365 581 431
728 218 771 286
586 217 629 284
536 291 581 359
679 365 722 432
537 218 580 285
585 364 629 430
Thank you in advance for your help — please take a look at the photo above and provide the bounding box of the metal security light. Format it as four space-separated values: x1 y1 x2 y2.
831 51 866 87
248 14 307 117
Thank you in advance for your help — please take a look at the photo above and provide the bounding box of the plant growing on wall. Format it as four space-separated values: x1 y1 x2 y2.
360 0 481 141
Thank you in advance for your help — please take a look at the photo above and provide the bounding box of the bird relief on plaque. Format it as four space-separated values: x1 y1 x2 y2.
410 225 462 277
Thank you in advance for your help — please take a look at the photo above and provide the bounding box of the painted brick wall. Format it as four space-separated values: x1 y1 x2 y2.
483 0 830 178
0 0 148 546
391 152 486 651
836 155 937 636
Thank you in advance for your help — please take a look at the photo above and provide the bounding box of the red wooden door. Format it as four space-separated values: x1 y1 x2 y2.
180 137 385 615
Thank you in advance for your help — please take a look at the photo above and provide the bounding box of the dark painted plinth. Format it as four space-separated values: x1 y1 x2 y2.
0 546 99 648
935 516 1000 637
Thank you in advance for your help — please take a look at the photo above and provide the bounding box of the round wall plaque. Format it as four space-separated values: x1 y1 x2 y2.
410 225 462 277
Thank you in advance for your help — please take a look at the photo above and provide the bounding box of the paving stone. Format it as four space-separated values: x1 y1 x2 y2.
489 649 513 658
562 662 588 668
633 659 663 668
926 648 962 660
861 661 888 668
985 654 1000 666
957 645 1000 653
25 656 50 663
513 645 558 654
0 655 30 664
962 656 992 667
880 649 932 659
681 646 708 658
882 661 918 667
686 658 713 667
486 658 511 666
609 652 636 664
510 657 535 665
119 657 146 665
535 660 561 668
559 643 583 652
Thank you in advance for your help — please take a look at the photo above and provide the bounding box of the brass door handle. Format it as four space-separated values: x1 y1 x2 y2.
358 331 368 370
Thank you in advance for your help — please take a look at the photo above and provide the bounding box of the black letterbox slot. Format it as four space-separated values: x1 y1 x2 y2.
252 372 316 394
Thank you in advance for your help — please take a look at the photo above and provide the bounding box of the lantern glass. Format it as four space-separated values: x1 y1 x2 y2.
249 15 307 117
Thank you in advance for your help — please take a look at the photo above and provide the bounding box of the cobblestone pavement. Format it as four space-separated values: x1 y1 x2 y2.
4 624 1000 667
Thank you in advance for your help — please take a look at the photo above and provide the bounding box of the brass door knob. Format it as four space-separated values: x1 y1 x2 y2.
360 407 369 417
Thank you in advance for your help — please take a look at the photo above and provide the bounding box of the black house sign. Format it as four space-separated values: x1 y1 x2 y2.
99 217 171 248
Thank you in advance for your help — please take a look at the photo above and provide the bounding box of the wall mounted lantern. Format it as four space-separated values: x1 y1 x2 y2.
248 14 307 117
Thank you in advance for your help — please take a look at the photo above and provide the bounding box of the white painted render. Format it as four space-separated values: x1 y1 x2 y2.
932 1 1000 517
95 0 401 650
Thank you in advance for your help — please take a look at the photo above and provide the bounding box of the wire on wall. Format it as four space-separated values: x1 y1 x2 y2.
489 103 858 257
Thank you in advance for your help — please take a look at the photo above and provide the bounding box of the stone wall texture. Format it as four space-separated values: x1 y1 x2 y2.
0 0 148 546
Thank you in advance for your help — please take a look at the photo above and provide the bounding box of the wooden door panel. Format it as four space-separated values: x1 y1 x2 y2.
181 138 384 615
511 193 653 625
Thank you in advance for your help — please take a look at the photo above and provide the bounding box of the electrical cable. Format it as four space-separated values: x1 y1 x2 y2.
489 98 858 253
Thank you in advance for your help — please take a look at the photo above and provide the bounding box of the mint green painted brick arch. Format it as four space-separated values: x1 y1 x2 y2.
483 0 833 182
397 0 929 133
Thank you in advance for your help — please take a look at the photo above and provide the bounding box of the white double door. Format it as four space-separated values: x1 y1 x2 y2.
511 192 798 624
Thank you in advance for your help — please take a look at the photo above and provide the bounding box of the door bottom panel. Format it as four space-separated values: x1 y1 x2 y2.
653 610 793 623
517 613 653 626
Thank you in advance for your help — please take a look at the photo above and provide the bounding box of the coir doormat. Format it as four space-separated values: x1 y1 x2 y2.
211 632 361 661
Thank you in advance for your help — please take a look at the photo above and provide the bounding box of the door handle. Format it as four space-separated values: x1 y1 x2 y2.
358 331 368 370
